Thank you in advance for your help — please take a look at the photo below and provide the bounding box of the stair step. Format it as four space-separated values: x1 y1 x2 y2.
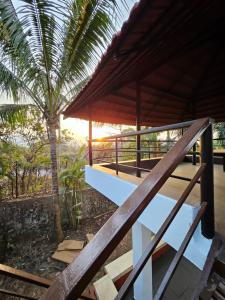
104 250 133 283
93 274 118 300
104 240 166 283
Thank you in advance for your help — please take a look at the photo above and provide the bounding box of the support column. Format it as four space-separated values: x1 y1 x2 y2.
132 222 153 300
192 143 197 165
89 120 93 166
136 82 141 177
200 123 214 239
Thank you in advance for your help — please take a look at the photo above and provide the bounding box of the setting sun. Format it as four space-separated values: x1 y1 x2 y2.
61 117 120 141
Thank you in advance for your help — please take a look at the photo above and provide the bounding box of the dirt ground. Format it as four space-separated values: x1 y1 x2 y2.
0 211 132 299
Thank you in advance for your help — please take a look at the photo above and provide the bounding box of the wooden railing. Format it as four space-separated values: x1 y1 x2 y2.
41 118 214 300
90 120 199 179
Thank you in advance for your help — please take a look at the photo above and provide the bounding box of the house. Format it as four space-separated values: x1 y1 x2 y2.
26 0 225 299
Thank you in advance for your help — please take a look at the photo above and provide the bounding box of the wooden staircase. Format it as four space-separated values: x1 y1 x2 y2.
93 241 167 299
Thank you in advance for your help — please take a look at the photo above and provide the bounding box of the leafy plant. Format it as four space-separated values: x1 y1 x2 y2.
214 123 225 148
59 145 86 229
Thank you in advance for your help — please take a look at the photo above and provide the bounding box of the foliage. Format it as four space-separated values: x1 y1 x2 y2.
0 0 129 240
0 0 128 119
59 145 86 228
0 108 79 200
214 122 225 148
0 110 51 199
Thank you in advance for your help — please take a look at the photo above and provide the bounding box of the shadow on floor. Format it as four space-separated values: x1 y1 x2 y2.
153 248 201 300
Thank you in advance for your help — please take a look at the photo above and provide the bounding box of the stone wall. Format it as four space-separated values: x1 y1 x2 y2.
0 195 55 261
81 188 117 219
0 189 117 260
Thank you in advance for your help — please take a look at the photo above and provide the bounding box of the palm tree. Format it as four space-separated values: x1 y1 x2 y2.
0 0 128 241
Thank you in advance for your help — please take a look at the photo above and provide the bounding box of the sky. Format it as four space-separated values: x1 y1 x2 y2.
1 0 137 140
61 0 137 139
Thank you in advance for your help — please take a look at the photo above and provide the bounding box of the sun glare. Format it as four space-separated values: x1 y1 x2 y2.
61 117 119 141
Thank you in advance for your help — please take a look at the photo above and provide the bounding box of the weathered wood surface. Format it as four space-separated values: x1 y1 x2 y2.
93 274 118 300
57 240 84 251
52 250 81 264
0 263 52 287
0 288 38 300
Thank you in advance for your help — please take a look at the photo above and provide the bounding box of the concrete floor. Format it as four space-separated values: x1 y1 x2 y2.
152 247 201 300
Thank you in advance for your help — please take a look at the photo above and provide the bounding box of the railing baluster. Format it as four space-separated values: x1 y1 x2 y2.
116 165 206 300
192 143 197 165
153 202 207 300
136 134 141 177
88 120 93 166
200 123 215 239
115 138 119 175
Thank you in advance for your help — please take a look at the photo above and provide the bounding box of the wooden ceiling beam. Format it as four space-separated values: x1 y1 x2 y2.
98 98 184 115
126 83 189 103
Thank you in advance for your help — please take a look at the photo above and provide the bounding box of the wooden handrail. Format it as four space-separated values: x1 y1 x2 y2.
41 118 211 300
116 164 206 299
92 119 195 141
107 162 201 183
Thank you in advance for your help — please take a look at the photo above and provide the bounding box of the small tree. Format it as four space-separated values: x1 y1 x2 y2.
60 145 86 228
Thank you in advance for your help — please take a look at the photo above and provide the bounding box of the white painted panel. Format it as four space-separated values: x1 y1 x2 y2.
85 166 212 270
133 222 153 300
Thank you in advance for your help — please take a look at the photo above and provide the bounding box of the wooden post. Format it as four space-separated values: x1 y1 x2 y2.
200 123 215 239
115 138 118 175
132 222 153 300
89 120 93 166
192 143 197 165
136 82 141 177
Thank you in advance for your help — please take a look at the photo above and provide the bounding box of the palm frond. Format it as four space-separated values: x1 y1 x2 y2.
0 103 33 125
56 0 128 91
19 1 64 75
0 0 41 77
0 60 46 112
0 0 131 120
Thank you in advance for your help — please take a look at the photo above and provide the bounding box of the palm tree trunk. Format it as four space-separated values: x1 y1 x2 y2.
48 122 64 242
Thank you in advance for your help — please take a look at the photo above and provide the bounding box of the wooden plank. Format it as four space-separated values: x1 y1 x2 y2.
104 250 133 283
52 250 81 264
105 241 167 283
79 285 96 300
93 274 118 300
57 240 84 251
0 264 52 288
0 288 38 300
86 234 94 243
